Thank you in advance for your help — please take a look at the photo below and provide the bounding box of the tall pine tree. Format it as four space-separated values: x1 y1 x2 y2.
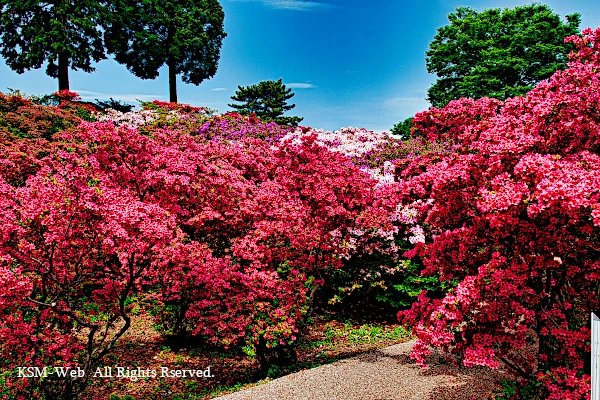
229 79 303 126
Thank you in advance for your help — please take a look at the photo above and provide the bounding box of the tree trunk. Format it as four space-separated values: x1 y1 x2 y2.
168 59 177 103
58 52 70 91
256 335 297 377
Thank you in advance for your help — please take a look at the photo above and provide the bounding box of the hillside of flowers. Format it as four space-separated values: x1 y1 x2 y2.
1 28 600 400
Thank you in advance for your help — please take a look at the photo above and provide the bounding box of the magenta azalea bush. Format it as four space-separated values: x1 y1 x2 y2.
0 91 409 398
397 27 600 400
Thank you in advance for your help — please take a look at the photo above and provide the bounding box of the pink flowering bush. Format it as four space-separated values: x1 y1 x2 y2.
0 149 177 398
89 106 438 320
4 112 396 386
0 112 383 394
0 92 94 190
280 126 392 166
194 112 292 143
398 27 600 400
272 126 456 316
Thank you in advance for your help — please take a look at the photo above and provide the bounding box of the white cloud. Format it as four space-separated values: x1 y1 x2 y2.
287 82 315 89
211 87 228 91
230 0 332 11
75 90 163 103
383 97 426 108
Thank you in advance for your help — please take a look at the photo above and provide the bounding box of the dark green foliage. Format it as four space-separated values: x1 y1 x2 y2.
105 0 227 103
256 336 297 378
229 79 303 126
320 253 450 320
149 299 191 342
390 117 414 141
0 0 115 90
94 98 135 113
426 4 580 108
496 379 543 400
109 395 136 400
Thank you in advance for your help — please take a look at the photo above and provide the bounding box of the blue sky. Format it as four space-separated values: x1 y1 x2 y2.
1 0 599 132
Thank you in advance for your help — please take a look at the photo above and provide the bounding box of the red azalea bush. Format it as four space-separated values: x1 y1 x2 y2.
142 99 208 113
0 91 91 188
0 151 178 399
0 92 84 140
0 107 399 396
67 121 388 353
398 27 600 400
37 90 102 116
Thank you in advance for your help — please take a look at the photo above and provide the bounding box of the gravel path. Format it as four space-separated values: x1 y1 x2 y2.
213 340 512 400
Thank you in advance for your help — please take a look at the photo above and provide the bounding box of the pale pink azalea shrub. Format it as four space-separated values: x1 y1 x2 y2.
95 108 163 128
398 27 600 400
279 126 392 166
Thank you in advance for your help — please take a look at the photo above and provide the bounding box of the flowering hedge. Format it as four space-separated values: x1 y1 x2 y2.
0 91 413 397
397 27 600 400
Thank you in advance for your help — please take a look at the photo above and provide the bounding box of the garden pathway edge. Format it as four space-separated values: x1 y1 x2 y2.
212 339 512 400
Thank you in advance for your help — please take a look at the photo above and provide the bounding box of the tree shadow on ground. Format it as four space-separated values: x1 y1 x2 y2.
355 344 514 400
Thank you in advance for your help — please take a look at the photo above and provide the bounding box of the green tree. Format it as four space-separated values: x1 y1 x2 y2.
390 117 414 141
105 0 226 103
426 4 580 108
229 79 303 126
0 0 115 91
